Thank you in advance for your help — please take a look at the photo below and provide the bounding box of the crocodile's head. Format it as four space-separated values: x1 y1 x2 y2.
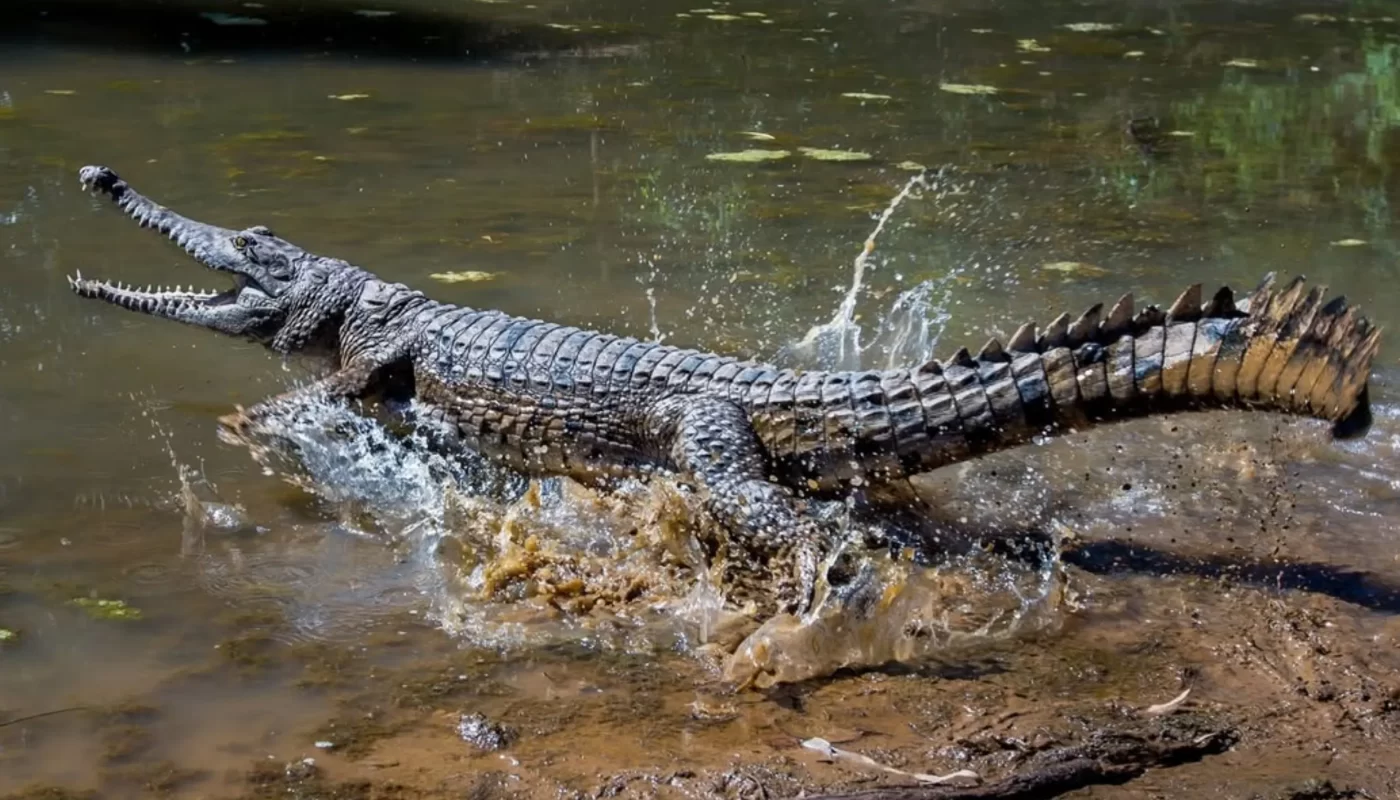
69 165 347 347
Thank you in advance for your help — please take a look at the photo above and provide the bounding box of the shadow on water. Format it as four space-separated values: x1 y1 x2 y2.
1064 540 1400 615
0 0 640 63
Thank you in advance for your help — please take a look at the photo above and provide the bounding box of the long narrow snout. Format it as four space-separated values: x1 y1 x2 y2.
69 166 284 339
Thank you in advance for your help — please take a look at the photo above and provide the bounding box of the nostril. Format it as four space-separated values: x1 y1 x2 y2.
78 165 124 197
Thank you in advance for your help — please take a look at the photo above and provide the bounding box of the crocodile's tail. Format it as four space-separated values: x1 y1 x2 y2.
900 274 1379 470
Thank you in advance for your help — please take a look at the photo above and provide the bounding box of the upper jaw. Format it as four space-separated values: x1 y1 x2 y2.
77 164 241 270
72 165 254 315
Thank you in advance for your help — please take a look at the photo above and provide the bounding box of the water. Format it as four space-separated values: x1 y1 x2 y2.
3 0 1400 796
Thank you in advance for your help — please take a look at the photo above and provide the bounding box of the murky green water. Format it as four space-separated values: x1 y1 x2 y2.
2 0 1399 795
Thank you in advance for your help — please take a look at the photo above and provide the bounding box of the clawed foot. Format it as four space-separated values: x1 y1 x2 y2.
215 401 311 464
216 404 271 447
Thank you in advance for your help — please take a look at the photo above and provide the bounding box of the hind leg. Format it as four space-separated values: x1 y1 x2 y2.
645 396 836 616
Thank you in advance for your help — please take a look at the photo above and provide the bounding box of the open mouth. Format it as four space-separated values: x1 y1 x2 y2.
68 165 250 312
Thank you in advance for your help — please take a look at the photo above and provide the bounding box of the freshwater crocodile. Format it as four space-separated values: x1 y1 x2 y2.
69 164 1381 615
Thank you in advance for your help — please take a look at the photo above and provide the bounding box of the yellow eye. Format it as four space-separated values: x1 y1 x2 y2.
233 235 249 249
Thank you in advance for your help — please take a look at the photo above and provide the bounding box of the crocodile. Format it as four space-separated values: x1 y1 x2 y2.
68 164 1381 616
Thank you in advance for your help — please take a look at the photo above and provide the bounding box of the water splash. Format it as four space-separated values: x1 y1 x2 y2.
781 167 974 371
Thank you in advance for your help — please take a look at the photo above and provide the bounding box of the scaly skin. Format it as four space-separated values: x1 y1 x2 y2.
69 165 1381 617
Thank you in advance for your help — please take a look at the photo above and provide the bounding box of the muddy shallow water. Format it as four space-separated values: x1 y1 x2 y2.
2 0 1400 797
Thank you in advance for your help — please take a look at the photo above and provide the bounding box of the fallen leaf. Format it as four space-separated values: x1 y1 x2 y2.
706 149 792 163
739 131 777 141
939 82 999 95
329 93 371 101
1124 50 1145 58
1061 22 1119 32
798 147 873 162
430 271 498 283
841 92 894 101
707 14 743 21
44 89 78 96
199 12 267 25
1042 261 1109 278
1330 238 1368 247
1224 58 1260 68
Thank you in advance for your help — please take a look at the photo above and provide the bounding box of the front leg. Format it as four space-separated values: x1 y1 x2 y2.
216 360 381 442
646 396 835 617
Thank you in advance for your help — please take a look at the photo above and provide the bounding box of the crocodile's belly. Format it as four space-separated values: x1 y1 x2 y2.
414 375 658 481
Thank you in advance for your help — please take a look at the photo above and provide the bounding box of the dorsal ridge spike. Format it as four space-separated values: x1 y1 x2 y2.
1202 285 1237 318
1101 292 1134 338
1067 302 1103 346
1165 283 1203 323
945 346 976 369
977 337 1008 362
1240 271 1279 315
916 358 943 376
1039 313 1071 350
1007 321 1038 352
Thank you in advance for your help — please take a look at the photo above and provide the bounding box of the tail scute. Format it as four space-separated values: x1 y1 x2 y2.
934 273 1378 443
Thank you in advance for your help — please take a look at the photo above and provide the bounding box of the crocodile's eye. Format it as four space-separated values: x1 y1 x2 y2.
233 235 249 249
